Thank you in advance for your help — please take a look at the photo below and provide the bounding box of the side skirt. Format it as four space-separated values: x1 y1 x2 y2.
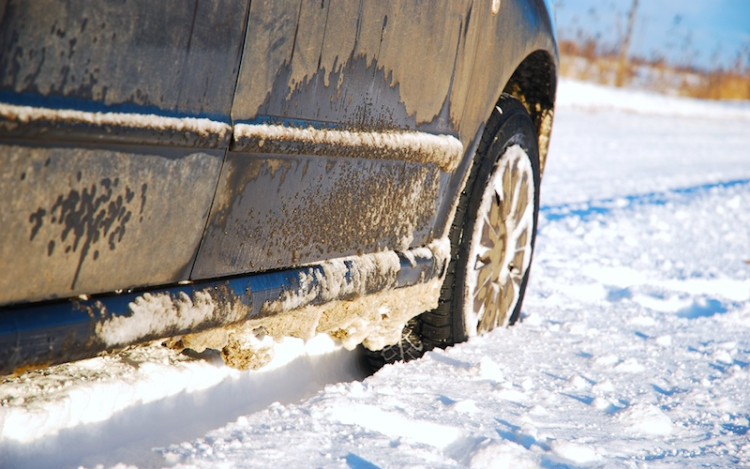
0 241 449 377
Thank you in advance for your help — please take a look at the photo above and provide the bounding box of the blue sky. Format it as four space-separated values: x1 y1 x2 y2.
552 0 750 70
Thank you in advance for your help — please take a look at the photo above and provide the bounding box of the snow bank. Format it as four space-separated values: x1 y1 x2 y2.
0 345 241 443
557 78 750 120
0 335 356 445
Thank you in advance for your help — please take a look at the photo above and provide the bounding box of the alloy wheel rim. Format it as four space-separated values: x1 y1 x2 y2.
464 144 535 335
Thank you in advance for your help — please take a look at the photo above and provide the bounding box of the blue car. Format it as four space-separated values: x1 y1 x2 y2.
0 0 558 375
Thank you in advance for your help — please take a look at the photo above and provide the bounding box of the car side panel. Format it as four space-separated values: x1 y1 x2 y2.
0 0 558 304
191 153 450 279
193 0 469 278
229 0 467 133
0 142 223 305
0 0 249 119
0 0 250 305
194 0 557 278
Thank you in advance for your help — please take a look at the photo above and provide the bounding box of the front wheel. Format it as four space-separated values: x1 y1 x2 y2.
366 94 541 368
463 142 537 335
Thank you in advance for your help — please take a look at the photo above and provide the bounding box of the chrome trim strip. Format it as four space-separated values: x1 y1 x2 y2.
0 103 231 139
233 123 463 172
0 103 464 171
0 102 232 149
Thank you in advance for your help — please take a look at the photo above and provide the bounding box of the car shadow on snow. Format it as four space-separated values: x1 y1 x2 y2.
494 419 596 469
345 453 382 469
538 178 750 225
676 298 728 319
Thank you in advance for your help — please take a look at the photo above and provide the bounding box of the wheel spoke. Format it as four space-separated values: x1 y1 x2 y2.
514 178 530 225
465 144 536 336
475 263 493 292
500 279 516 324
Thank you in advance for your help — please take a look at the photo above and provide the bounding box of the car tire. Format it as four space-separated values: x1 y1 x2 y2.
366 94 541 369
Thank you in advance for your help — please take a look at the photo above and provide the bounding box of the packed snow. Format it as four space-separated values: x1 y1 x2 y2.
1 79 749 468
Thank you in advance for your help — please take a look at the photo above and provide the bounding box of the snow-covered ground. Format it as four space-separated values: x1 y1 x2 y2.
2 79 749 468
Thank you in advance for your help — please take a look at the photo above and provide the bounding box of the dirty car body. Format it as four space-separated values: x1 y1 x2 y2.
0 0 557 376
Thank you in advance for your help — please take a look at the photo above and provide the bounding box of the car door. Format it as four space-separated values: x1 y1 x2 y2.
192 0 479 279
0 0 250 304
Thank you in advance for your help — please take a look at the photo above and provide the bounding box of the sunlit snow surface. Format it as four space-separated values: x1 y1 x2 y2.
2 79 750 468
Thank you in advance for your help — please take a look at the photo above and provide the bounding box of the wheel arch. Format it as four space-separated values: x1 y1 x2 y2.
501 49 557 176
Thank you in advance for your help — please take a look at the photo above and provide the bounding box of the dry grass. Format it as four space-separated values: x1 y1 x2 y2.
559 39 750 101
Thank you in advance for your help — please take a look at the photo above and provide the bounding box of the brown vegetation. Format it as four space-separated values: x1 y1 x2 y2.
559 39 750 101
